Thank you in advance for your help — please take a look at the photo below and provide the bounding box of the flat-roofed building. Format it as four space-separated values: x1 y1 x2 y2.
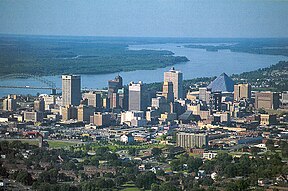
62 75 81 106
255 92 280 110
90 112 111 127
129 81 144 111
176 132 208 149
164 67 183 99
24 111 44 122
260 114 277 126
234 84 251 101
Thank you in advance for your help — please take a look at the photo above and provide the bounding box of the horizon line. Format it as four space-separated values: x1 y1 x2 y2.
1 33 288 39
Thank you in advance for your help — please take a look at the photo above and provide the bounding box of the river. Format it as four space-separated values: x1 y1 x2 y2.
0 43 287 97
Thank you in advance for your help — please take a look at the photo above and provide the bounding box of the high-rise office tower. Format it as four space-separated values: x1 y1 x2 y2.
3 95 17 111
83 91 102 109
129 81 144 111
164 67 183 99
199 87 212 103
162 81 174 103
212 91 222 112
108 75 123 109
234 84 251 101
62 75 81 106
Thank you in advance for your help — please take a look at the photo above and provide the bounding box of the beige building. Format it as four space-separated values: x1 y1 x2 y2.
3 96 17 111
162 81 174 103
176 132 208 149
234 84 251 101
164 67 183 99
61 105 78 121
90 112 111 127
255 92 280 110
83 92 102 108
260 114 277 126
24 111 43 122
77 104 95 122
62 75 81 106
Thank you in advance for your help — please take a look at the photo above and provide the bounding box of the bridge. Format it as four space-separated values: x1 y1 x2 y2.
0 73 59 95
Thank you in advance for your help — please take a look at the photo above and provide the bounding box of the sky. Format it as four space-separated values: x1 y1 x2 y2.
0 0 287 38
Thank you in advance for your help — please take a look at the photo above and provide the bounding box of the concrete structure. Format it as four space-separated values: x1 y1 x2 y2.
83 92 102 108
42 95 56 110
24 111 44 122
199 87 212 103
62 75 81 106
61 105 77 121
234 84 251 101
34 99 45 112
176 132 208 149
120 134 135 144
129 81 144 111
2 96 17 111
255 92 280 110
164 67 183 99
108 75 123 109
260 114 277 126
121 111 146 127
90 112 111 127
77 104 95 122
162 81 174 103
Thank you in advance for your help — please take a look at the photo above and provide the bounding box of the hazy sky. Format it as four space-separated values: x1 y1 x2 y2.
0 0 287 38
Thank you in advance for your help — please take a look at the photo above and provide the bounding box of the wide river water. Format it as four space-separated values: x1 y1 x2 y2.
0 43 287 97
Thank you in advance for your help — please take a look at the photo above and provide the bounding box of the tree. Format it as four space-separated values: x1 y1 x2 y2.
135 171 157 190
16 170 33 185
265 139 274 151
152 147 162 156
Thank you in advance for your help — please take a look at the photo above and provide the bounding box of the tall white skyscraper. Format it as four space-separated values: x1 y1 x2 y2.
128 81 144 111
62 75 81 106
164 67 183 99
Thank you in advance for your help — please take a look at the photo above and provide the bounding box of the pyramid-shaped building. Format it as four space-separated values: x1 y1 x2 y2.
207 73 235 92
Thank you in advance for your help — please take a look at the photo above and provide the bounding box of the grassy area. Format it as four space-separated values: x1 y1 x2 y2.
1 139 80 149
47 140 79 148
120 182 142 191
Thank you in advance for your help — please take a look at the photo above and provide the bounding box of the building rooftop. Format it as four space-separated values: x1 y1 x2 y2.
207 73 235 92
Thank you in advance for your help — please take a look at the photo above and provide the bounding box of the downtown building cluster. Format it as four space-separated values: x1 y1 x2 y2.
0 67 288 150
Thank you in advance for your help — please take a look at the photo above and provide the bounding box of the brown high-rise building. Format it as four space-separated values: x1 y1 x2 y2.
234 84 251 101
62 75 81 106
162 81 174 103
164 67 183 99
255 92 280 110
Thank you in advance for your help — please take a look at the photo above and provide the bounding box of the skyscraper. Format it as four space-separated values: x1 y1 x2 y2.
234 84 251 101
129 81 144 111
3 95 17 111
162 81 174 103
62 75 81 106
164 67 183 99
108 75 123 109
